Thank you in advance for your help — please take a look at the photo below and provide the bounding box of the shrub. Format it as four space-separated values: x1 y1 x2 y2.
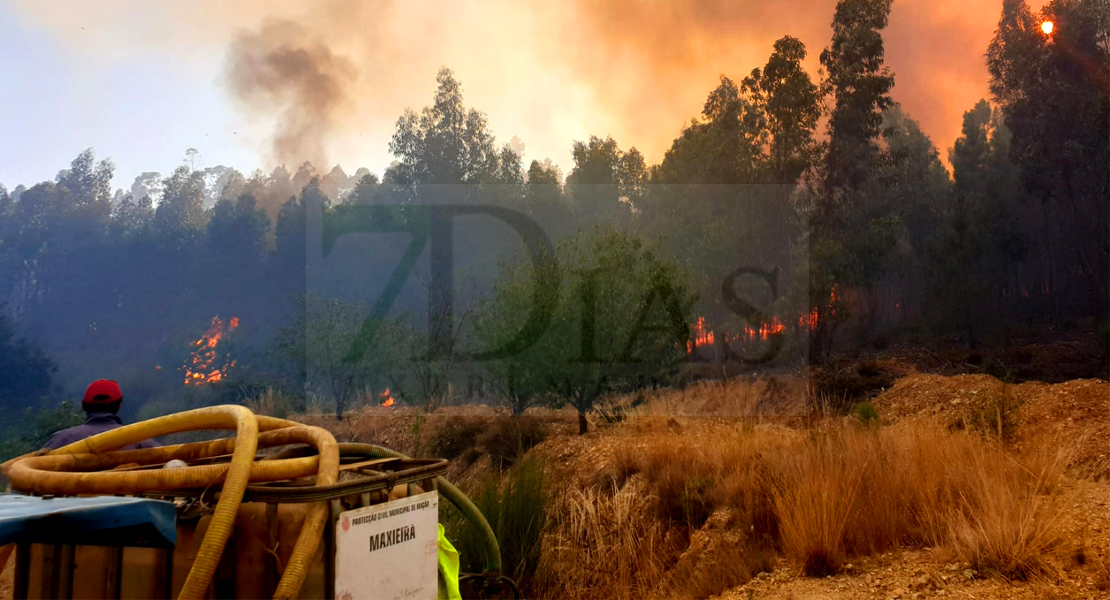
770 434 862 576
446 455 550 592
0 401 83 461
813 360 898 412
953 383 1019 441
477 416 549 469
541 420 1075 592
852 401 880 426
244 387 303 419
427 417 487 463
945 446 1071 579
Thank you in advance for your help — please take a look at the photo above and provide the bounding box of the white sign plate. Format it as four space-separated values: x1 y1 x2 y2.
335 491 439 600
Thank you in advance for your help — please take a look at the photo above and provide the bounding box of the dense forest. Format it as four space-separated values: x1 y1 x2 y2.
0 0 1105 434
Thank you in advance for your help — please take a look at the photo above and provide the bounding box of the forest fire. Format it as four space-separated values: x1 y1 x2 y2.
688 287 841 354
687 316 715 353
798 286 839 331
687 315 787 354
379 388 396 407
743 316 786 340
182 316 240 386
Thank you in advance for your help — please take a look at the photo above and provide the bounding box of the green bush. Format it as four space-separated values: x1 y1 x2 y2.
445 455 550 590
852 401 880 426
0 401 83 461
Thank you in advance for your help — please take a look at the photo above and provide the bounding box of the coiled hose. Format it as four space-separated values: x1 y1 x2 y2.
1 406 338 599
53 405 260 600
0 407 503 598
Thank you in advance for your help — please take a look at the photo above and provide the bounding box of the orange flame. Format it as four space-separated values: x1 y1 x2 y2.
379 388 396 408
798 285 839 331
686 316 716 353
687 285 842 356
742 315 785 340
687 315 787 355
182 316 240 386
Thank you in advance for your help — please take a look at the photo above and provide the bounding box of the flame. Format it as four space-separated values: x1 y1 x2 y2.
687 315 786 354
182 316 240 386
686 286 840 356
798 286 839 331
742 316 785 340
379 388 396 407
686 316 716 353
1041 21 1054 35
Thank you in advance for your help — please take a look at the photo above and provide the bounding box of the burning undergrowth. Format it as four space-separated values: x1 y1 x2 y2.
181 315 240 386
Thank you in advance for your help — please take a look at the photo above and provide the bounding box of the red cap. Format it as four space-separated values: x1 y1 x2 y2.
83 379 123 404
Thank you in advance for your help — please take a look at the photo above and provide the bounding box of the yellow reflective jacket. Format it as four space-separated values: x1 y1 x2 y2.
437 524 462 600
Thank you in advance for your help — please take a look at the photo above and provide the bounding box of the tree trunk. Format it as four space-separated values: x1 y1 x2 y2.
578 411 588 435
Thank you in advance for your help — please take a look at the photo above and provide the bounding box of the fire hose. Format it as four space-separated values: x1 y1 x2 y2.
0 406 505 600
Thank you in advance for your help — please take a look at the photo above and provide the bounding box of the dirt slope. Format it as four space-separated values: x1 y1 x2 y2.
872 374 1109 479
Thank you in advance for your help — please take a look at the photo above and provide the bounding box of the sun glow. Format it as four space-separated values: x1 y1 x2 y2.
1041 21 1054 35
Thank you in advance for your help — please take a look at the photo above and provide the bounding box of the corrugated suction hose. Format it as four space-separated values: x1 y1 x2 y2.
0 406 339 599
0 408 497 599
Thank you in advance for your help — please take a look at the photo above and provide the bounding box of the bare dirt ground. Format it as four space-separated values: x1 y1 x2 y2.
873 374 1110 480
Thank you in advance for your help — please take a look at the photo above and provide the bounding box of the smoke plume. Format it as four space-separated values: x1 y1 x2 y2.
225 19 356 169
10 0 1051 172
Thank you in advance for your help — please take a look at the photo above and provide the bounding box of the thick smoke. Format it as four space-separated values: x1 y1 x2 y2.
10 0 1048 171
552 0 1026 162
225 19 357 169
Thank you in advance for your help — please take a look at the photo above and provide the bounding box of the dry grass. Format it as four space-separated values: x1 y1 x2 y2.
535 419 1077 597
945 443 1073 579
615 376 809 420
535 482 672 600
243 386 303 419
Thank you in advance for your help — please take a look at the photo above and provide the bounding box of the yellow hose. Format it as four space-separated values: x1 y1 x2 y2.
96 406 259 600
0 408 390 599
4 407 274 599
271 425 338 600
5 422 339 599
2 425 337 494
3 451 319 494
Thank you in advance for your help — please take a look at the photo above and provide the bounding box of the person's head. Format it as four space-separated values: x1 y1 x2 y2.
82 379 123 414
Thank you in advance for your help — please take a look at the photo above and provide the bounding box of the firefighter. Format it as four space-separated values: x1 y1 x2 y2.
42 379 160 450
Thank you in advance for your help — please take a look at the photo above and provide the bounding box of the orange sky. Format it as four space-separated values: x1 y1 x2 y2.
8 0 1051 177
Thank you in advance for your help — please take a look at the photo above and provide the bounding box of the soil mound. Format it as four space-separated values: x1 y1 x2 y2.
873 373 1109 478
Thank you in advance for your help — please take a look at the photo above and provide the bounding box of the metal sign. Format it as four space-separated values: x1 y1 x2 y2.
335 491 439 600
